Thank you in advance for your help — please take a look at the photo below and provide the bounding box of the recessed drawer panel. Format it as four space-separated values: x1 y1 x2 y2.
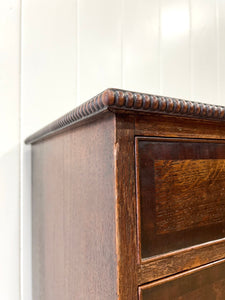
139 259 225 300
136 137 225 259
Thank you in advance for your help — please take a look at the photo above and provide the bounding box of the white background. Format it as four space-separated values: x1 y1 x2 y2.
1 0 225 299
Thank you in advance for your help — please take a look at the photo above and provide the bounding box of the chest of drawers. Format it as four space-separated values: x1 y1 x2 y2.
26 88 225 299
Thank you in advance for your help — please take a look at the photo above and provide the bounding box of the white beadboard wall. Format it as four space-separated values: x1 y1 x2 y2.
1 0 225 299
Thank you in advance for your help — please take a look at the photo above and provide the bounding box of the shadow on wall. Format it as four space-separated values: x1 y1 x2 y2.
22 143 32 300
0 145 20 299
0 144 32 300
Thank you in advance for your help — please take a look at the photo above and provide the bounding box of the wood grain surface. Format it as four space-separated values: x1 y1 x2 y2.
29 94 225 299
136 138 225 258
115 114 138 300
155 159 225 234
138 238 225 285
134 113 225 140
139 259 225 300
32 113 117 300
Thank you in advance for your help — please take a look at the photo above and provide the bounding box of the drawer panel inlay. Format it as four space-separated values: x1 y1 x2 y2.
136 137 225 258
155 159 225 234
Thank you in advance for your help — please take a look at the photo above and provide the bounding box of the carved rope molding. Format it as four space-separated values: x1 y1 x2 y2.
25 88 225 144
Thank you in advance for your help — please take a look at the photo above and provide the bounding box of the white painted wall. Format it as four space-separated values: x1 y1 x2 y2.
1 0 225 299
0 0 20 299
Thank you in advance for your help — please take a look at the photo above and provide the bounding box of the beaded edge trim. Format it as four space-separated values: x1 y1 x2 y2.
25 88 225 144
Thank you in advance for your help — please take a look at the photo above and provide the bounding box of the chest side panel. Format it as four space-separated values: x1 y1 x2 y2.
32 113 117 300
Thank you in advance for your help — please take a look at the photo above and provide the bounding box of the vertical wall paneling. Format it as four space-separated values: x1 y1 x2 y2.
217 0 225 105
160 0 190 99
123 0 160 94
0 1 20 299
21 0 77 137
78 0 122 103
190 0 218 104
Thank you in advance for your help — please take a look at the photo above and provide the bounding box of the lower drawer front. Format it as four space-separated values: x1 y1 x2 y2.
139 260 225 300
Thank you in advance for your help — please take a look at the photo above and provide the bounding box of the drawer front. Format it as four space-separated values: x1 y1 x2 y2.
136 137 225 259
139 259 225 300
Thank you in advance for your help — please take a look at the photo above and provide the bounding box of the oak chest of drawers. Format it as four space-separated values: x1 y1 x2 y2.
26 88 225 300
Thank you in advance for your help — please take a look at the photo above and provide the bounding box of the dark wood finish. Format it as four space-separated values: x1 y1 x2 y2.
139 259 225 300
155 158 225 232
115 114 138 299
25 88 225 144
134 113 225 140
32 113 117 300
138 238 225 285
136 137 225 258
27 88 225 299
